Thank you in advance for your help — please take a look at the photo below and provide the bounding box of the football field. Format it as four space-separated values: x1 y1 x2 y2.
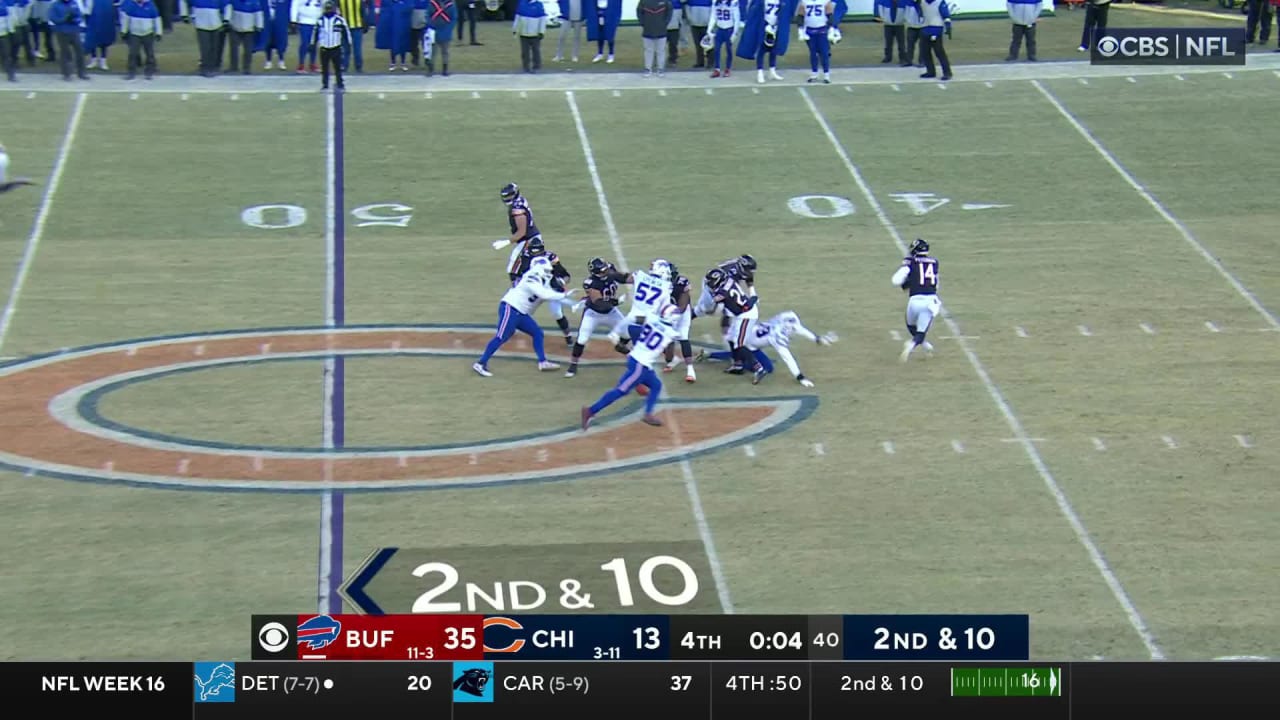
0 58 1277 662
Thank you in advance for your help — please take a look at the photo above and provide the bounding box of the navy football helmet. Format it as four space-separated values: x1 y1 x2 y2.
910 238 930 256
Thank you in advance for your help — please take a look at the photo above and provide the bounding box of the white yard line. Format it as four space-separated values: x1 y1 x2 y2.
800 86 1165 660
318 90 340 616
1033 80 1280 330
0 93 88 354
565 90 732 613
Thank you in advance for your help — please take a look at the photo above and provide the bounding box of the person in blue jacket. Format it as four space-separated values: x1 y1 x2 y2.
736 0 794 83
83 0 115 70
585 0 619 63
48 0 86 79
376 0 413 70
423 0 456 75
258 0 289 69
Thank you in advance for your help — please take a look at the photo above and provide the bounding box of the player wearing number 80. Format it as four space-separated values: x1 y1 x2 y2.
582 304 680 430
891 238 942 362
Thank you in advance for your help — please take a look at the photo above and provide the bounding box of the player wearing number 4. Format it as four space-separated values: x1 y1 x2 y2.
473 257 576 377
581 304 682 430
892 238 941 362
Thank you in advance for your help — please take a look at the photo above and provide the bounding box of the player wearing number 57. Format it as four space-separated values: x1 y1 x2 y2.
581 305 682 431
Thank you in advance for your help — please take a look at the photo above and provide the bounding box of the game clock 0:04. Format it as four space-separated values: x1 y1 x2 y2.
748 631 804 651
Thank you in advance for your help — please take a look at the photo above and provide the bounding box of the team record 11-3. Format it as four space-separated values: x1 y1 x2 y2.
5 615 1276 718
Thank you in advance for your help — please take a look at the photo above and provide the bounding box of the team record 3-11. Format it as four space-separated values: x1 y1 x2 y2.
3 616 1275 718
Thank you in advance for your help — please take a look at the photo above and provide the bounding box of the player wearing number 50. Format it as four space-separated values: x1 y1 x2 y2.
892 238 941 362
473 257 574 377
582 304 681 430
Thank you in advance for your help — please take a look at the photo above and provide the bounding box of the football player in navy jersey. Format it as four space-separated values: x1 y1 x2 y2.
491 182 543 276
510 237 575 347
662 263 698 383
891 238 942 362
565 257 629 378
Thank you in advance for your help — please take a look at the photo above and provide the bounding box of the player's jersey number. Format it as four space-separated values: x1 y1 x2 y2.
637 325 668 351
634 282 664 306
917 262 937 286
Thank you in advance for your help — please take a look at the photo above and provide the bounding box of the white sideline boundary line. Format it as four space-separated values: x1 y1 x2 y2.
799 86 1165 660
0 93 88 354
1033 80 1280 331
565 90 734 613
318 90 340 615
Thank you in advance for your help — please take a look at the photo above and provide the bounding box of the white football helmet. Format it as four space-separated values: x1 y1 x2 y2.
649 258 671 277
657 303 680 326
526 256 553 283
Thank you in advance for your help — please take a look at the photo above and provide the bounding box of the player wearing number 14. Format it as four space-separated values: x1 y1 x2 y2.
581 304 681 430
891 238 941 362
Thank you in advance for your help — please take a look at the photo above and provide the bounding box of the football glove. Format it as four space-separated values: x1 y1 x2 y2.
818 332 838 346
798 26 809 41
606 332 621 345
492 239 512 250
800 378 815 388
828 27 842 44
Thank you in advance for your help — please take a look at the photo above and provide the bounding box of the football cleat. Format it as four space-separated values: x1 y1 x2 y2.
472 363 493 377
564 366 577 378
752 367 769 385
641 414 663 427
580 407 594 430
899 340 915 362
685 367 697 383
538 360 560 371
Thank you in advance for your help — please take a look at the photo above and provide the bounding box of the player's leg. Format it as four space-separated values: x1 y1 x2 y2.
547 298 573 346
475 302 518 374
641 370 663 423
583 358 643 427
732 316 765 380
515 312 556 367
506 240 526 275
567 309 602 377
901 296 932 361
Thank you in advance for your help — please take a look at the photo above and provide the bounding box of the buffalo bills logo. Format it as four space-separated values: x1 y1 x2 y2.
297 615 342 651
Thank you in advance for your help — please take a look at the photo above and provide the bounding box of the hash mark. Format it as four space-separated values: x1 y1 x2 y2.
844 86 852 92
1222 72 1233 79
252 456 264 470
1126 77 1136 83
468 453 478 465
260 342 271 354
606 446 617 462
1078 325 1093 336
397 454 408 467
1078 78 1089 85
178 459 190 474
744 444 756 458
705 88 714 95
702 333 714 344
453 338 464 348
1175 74 1185 81
390 340 401 350
378 92 386 99
890 329 902 341
103 461 114 472
937 83 947 90
1139 323 1155 335
280 93 288 100
1092 437 1107 452
1234 434 1253 449
519 91 528 98
659 89 668 96
1205 321 1221 333
425 92 433 99
891 84 901 91
536 448 549 463
1015 326 1029 338
129 93 138 100
752 88 760 94
194 344 205 356
470 91 480 98
230 93 240 100
25 91 36 99
984 81 994 88
812 442 825 456
612 90 621 97
1161 435 1178 449
951 439 965 454
125 347 137 356
881 441 895 455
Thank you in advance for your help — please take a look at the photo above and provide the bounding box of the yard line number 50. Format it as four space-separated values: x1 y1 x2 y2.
240 203 414 229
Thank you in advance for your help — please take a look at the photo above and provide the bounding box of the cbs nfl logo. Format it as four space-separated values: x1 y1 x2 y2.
1090 28 1246 66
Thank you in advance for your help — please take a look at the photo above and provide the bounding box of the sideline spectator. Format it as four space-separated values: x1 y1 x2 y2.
49 0 86 78
553 0 582 61
84 0 115 69
684 0 708 66
1078 0 1108 52
409 0 426 65
665 0 680 65
1005 0 1037 61
586 0 619 62
796 0 830 84
513 0 545 72
637 0 669 76
314 0 350 89
376 0 412 69
424 0 455 75
33 0 54 62
0 1 15 81
902 0 922 66
7 0 35 68
1246 0 1273 45
456 0 478 44
293 0 323 72
706 0 736 77
192 0 226 76
338 0 372 71
227 0 262 72
737 0 792 83
120 0 161 78
875 0 905 65
918 0 949 79
259 0 288 68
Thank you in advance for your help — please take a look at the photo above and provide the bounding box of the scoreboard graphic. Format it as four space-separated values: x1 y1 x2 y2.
5 614 1274 718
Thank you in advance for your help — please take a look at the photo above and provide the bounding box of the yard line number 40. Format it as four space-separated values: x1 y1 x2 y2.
240 203 414 229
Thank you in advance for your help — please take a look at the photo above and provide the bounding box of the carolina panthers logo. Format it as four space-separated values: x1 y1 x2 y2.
453 668 490 697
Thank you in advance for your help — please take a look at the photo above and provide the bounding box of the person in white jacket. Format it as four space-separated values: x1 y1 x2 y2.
292 0 323 73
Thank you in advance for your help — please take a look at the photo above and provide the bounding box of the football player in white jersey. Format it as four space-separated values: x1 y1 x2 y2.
581 303 681 430
699 311 835 387
610 258 674 351
473 257 576 377
796 0 834 84
0 144 35 194
892 238 941 361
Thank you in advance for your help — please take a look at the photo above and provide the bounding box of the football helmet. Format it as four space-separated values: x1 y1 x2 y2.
909 238 929 256
650 258 671 277
588 257 611 278
500 182 520 206
737 254 758 274
658 304 681 325
524 237 546 256
705 267 728 290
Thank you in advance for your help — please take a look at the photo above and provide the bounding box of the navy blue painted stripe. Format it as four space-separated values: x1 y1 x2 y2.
326 88 347 614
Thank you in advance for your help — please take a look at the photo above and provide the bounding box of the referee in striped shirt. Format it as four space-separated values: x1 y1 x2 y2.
313 1 353 90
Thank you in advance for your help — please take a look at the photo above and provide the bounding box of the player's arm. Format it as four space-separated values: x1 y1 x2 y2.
717 291 757 316
508 210 527 244
891 261 910 288
531 282 573 301
609 271 633 285
675 289 691 312
791 320 821 344
586 288 614 314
